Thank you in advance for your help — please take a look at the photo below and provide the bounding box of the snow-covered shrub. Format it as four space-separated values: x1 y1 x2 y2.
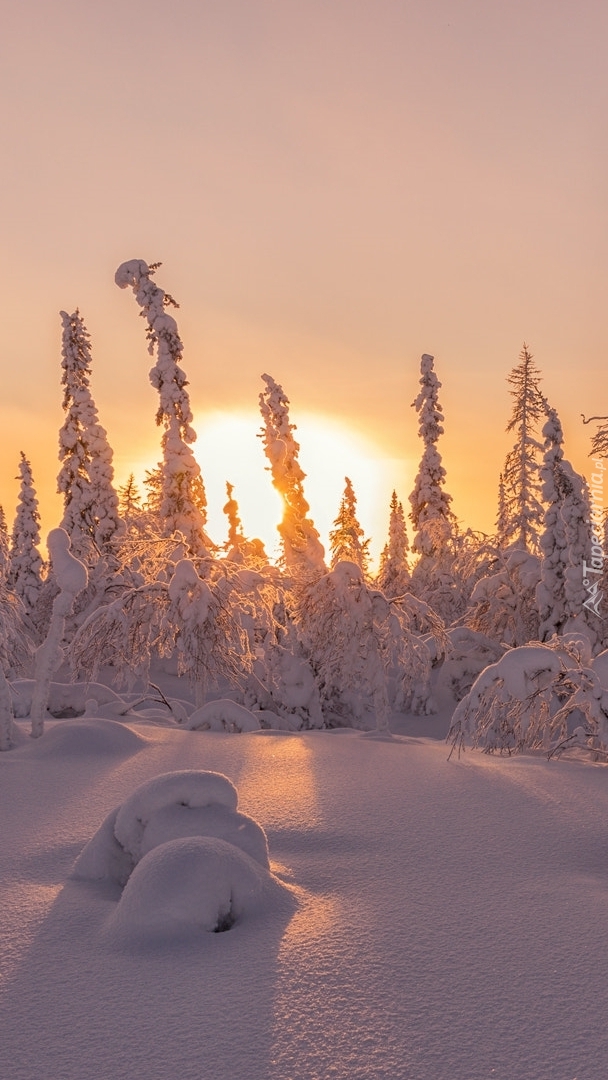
243 629 324 730
294 561 392 730
108 836 293 943
30 529 87 739
465 548 541 646
447 640 608 757
168 559 261 706
437 627 505 702
387 592 446 716
185 698 261 733
70 580 174 689
73 770 294 942
73 769 269 882
71 557 253 703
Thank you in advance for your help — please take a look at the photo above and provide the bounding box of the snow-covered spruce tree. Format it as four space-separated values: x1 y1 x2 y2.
9 452 44 612
258 373 325 574
57 310 123 557
30 529 87 738
117 473 145 532
115 261 210 558
329 477 370 574
501 344 545 552
536 405 594 644
224 482 243 551
409 353 456 557
222 482 267 565
0 507 9 581
495 473 509 548
376 491 410 598
407 354 464 623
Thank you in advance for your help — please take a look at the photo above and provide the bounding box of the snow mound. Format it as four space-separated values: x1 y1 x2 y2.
17 719 148 759
10 679 123 718
107 836 294 944
72 770 270 885
185 699 261 732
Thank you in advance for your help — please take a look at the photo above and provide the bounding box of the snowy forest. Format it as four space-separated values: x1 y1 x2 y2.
1 258 607 756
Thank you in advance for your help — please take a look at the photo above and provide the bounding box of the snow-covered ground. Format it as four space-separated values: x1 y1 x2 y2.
2 703 608 1080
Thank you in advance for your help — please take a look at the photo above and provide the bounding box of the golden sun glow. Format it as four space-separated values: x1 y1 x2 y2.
116 411 413 568
192 410 410 567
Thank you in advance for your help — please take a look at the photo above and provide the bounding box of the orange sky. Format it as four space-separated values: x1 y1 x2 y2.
1 0 606 562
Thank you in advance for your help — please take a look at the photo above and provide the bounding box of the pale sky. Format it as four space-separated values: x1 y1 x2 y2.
1 0 606 561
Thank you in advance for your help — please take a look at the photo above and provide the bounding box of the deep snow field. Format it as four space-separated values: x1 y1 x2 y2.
2 687 608 1080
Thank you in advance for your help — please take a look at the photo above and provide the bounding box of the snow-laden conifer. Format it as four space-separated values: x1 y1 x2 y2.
377 491 409 598
329 477 370 574
9 452 44 611
224 482 244 551
535 407 567 638
221 483 266 565
0 507 9 581
535 405 592 642
495 473 509 548
501 344 545 551
115 261 209 557
57 310 123 555
409 354 455 556
258 374 325 573
118 474 143 530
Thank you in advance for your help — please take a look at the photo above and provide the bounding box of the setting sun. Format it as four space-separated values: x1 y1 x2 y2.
189 410 411 567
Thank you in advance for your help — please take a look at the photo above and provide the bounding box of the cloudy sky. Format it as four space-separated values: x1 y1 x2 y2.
1 0 606 560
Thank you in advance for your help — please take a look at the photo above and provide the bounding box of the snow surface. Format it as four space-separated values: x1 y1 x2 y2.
2 707 608 1079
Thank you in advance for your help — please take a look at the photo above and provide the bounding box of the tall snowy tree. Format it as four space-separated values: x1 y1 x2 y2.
9 452 44 611
501 344 545 552
329 477 370 574
115 260 210 557
495 473 509 547
57 310 123 556
223 482 245 550
258 373 325 574
409 354 456 556
221 482 266 564
377 491 410 598
0 508 9 581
